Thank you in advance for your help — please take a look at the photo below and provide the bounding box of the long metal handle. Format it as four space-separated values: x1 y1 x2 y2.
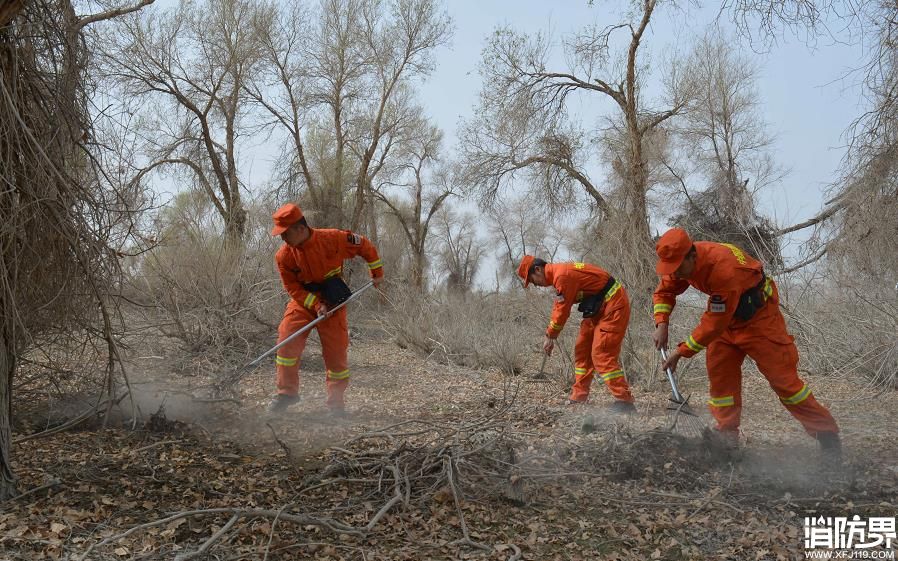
247 281 375 367
659 347 685 403
537 352 548 376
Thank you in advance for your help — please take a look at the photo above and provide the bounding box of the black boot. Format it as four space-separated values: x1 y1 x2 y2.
581 414 598 434
328 407 351 419
609 400 637 415
268 394 300 413
817 431 842 459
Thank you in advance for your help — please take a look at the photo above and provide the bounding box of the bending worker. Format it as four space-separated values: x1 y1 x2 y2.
652 228 840 454
518 256 636 412
268 203 384 414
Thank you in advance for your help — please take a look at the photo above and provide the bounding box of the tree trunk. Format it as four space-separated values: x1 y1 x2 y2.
412 250 425 291
614 121 656 297
0 333 17 500
224 203 247 244
365 186 378 243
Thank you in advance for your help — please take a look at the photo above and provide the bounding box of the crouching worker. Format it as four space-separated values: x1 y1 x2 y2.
652 228 840 455
268 203 384 415
517 256 636 413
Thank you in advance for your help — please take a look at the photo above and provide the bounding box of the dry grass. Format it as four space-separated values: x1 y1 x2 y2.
126 204 285 366
782 279 898 392
378 289 555 375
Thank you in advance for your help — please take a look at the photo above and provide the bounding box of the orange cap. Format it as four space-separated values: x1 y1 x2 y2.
517 255 535 287
655 228 693 275
271 203 304 236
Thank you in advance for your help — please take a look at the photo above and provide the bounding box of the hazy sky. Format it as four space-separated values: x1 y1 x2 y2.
416 0 866 260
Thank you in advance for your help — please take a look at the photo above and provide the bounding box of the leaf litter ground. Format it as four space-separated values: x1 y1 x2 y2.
5 334 898 561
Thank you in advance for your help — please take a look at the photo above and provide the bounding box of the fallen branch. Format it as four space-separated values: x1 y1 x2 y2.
174 514 239 561
1 479 62 504
13 393 127 444
79 508 363 560
502 543 523 561
128 439 183 455
444 454 491 552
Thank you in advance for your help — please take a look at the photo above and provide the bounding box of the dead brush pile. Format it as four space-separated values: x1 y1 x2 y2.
75 403 536 560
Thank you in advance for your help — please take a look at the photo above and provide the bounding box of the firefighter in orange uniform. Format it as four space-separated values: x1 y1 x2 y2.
518 256 636 412
652 228 840 453
269 203 384 414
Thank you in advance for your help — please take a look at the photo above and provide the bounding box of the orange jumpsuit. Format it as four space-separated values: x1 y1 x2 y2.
275 229 383 410
652 242 838 436
544 263 634 403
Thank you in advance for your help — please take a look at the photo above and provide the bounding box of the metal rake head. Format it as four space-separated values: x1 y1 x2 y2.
666 393 705 436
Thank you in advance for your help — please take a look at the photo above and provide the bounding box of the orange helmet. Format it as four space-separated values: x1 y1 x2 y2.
517 255 536 287
655 228 692 275
271 203 304 236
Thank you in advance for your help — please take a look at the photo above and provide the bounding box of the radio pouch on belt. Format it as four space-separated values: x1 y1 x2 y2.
578 293 602 318
303 277 352 307
577 276 617 319
734 273 767 322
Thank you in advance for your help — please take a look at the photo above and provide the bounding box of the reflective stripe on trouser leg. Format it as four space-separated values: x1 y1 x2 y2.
591 291 633 402
275 355 297 367
570 320 596 403
570 367 594 403
319 307 350 409
779 384 810 405
598 369 633 402
327 369 350 380
705 336 745 433
745 327 840 435
276 304 313 396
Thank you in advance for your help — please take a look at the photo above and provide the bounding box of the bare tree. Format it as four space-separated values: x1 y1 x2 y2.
247 1 317 203
435 208 485 296
0 0 145 499
461 0 689 293
347 0 452 231
820 1 898 281
374 120 454 290
486 195 569 289
249 0 451 231
729 0 898 278
99 0 264 242
666 30 785 268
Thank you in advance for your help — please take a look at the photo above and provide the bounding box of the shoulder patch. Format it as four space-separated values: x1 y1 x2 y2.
709 294 726 313
347 232 362 245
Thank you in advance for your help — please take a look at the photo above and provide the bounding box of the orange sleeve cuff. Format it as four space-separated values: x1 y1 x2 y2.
677 342 697 358
546 321 563 338
301 292 318 310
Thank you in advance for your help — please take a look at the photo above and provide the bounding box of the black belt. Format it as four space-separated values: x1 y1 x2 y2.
578 276 617 318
